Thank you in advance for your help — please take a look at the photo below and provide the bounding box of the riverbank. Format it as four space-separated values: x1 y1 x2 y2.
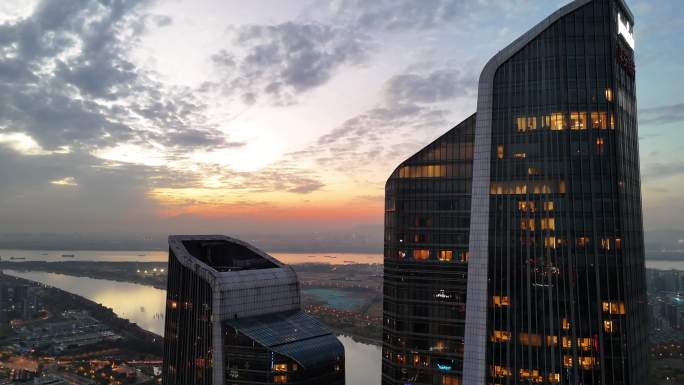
1 261 168 290
4 263 384 345
0 273 163 357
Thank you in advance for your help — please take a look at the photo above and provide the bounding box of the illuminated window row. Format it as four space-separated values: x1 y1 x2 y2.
602 301 626 315
407 249 468 262
518 201 555 212
564 355 596 370
492 295 509 307
516 110 615 132
398 164 471 178
492 331 593 351
490 181 566 195
519 218 556 231
490 366 560 382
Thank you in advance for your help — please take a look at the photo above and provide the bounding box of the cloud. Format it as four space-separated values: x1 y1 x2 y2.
50 176 78 186
642 161 684 180
383 69 476 104
640 103 684 125
331 0 464 31
211 22 369 105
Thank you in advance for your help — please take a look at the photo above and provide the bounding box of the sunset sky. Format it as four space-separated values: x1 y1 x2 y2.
0 0 682 245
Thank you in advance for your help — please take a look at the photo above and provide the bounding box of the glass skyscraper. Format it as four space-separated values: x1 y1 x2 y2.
383 1 646 384
162 235 344 385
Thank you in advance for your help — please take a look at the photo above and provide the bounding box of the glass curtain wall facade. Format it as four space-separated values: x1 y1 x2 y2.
383 115 476 385
384 1 646 385
162 248 214 385
484 1 646 384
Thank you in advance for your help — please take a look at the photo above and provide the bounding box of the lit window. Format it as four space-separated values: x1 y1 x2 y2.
579 356 595 370
596 137 605 154
519 333 542 347
528 167 540 175
513 152 527 158
610 113 615 129
544 236 557 249
602 301 625 314
398 250 406 258
570 112 587 130
562 337 572 349
491 365 512 378
549 373 560 383
577 338 592 352
516 117 537 132
591 112 608 129
274 375 288 383
543 201 554 211
615 238 622 249
541 115 551 129
519 369 543 382
515 184 528 194
413 249 430 260
497 145 504 159
540 218 555 230
439 250 453 262
518 201 536 212
460 251 469 262
399 165 447 178
492 295 510 307
605 88 614 102
274 363 288 372
604 320 614 333
520 219 536 231
562 318 571 330
600 238 611 250
517 117 526 132
558 181 567 193
546 335 558 347
576 237 590 247
491 330 511 342
550 113 565 130
441 374 460 385
563 355 573 368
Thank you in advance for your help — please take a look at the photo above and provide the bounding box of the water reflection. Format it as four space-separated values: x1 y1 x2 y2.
4 270 382 385
0 249 383 265
5 270 167 335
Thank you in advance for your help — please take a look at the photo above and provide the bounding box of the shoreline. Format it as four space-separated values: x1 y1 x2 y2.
3 264 384 347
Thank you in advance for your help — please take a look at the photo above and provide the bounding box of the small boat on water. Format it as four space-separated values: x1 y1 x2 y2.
10 257 26 260
324 255 337 259
61 254 75 258
41 253 48 256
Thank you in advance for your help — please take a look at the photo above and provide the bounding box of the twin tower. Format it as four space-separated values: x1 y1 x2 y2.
383 0 646 384
161 1 647 384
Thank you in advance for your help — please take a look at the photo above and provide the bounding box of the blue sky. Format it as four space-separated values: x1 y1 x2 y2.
0 0 681 245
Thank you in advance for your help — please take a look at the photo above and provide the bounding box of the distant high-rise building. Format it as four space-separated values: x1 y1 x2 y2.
162 235 344 385
383 1 646 384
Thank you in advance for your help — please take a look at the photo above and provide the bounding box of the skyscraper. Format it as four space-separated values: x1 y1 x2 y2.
383 1 646 384
162 235 345 385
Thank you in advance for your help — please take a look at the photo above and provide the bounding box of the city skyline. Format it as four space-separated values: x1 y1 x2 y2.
0 0 682 243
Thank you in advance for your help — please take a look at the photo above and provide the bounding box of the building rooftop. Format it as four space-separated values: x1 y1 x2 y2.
169 235 280 272
225 310 344 369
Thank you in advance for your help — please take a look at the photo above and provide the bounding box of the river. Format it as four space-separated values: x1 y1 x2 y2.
0 249 383 265
4 270 382 385
2 249 681 269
